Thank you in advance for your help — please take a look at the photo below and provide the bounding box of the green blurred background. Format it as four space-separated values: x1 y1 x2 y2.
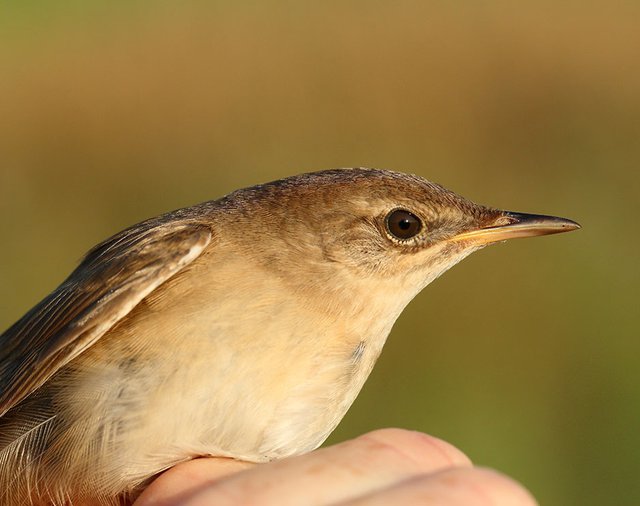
0 1 638 504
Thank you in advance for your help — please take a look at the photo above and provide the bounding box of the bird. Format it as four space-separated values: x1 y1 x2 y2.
0 168 579 506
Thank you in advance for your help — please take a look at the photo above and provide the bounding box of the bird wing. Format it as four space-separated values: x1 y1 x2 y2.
0 220 212 416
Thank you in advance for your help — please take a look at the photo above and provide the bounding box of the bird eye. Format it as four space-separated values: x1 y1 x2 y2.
385 209 422 240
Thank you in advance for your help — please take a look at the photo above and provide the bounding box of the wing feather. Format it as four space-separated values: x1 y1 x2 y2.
0 220 212 416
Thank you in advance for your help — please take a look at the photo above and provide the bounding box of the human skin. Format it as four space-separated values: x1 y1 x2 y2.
134 428 537 506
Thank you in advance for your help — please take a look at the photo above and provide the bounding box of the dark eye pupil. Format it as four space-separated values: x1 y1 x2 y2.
386 209 422 240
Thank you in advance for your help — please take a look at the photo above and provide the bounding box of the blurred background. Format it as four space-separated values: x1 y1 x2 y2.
0 1 638 504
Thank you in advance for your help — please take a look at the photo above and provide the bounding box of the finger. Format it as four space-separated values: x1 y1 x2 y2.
337 468 538 506
166 428 472 506
134 457 254 506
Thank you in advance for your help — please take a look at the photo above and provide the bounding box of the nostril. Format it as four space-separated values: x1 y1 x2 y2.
492 215 517 227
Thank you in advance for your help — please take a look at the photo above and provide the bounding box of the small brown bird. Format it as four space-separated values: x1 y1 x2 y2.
0 168 579 505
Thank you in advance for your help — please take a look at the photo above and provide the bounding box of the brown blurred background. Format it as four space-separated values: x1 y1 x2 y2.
1 2 638 504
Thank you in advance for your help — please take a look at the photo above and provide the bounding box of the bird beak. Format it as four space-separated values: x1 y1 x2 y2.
450 212 581 245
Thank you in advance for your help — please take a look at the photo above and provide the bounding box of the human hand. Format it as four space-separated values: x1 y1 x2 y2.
134 428 537 506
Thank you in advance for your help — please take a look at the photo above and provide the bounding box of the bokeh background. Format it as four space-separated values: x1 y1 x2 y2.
1 2 638 504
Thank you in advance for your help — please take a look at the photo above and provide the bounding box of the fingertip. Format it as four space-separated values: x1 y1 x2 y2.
359 428 472 469
428 467 538 506
336 466 537 506
466 468 538 506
